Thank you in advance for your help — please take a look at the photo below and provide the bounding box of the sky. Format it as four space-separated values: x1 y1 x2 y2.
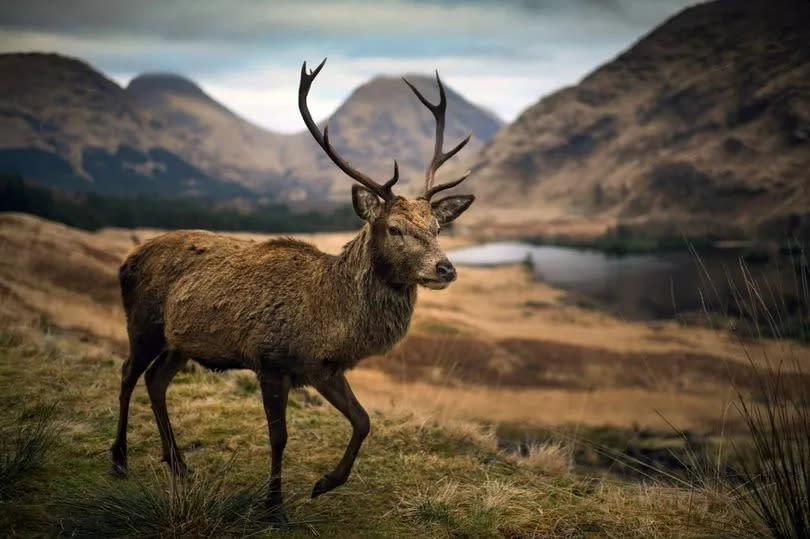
0 0 697 133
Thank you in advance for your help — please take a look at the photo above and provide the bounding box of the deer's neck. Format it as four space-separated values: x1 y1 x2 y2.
338 225 416 300
337 225 375 277
334 225 416 354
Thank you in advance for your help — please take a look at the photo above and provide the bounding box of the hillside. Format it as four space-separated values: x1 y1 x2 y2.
125 73 292 195
1 212 803 431
456 0 810 239
0 53 501 203
2 212 797 535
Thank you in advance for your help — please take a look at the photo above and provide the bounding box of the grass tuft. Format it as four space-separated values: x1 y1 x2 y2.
0 328 24 348
690 240 810 537
57 464 274 538
399 479 540 537
733 359 810 538
399 480 458 527
0 404 60 501
517 440 572 475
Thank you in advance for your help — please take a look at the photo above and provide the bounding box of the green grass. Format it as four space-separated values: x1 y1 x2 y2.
0 404 60 501
0 323 752 537
57 463 273 538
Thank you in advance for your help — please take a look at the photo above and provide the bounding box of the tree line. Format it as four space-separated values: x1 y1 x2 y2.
0 174 361 233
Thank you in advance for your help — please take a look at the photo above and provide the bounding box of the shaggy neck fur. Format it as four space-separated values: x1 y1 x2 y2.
333 224 416 355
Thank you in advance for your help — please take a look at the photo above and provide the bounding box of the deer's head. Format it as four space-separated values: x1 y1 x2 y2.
299 59 475 290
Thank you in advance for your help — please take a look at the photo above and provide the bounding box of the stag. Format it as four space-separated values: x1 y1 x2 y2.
110 59 475 523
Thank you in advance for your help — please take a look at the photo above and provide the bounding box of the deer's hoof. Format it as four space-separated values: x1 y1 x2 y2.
267 508 291 528
110 462 128 479
172 464 194 478
110 444 127 478
311 473 340 498
162 456 194 477
264 499 291 527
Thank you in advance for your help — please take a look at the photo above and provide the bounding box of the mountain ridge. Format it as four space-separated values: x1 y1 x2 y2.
0 52 502 203
453 0 810 239
0 53 254 199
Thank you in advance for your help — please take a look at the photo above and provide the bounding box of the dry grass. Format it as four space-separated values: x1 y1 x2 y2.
349 368 748 433
701 244 810 538
57 462 272 538
518 441 572 476
2 214 807 536
2 213 806 435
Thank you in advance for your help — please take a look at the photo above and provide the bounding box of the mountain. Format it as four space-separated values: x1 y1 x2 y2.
283 74 503 198
456 0 810 239
0 54 256 199
125 73 292 195
0 52 502 204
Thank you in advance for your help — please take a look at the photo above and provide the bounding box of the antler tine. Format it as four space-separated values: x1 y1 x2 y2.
403 71 472 198
423 170 471 200
382 160 399 191
299 59 398 201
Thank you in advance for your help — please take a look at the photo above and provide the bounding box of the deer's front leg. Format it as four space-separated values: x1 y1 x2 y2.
259 370 291 523
311 372 370 498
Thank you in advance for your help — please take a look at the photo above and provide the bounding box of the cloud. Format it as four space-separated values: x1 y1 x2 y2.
0 1 692 41
163 49 619 133
0 0 698 131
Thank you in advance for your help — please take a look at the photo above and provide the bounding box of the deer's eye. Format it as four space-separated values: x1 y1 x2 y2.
388 226 402 237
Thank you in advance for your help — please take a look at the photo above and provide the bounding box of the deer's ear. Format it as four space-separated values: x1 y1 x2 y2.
431 195 474 226
352 185 382 222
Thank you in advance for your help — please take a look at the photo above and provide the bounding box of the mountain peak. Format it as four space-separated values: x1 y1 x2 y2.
1 52 99 73
350 73 461 103
0 52 125 99
127 73 209 101
336 73 502 138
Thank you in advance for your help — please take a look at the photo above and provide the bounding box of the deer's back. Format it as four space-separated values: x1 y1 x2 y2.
119 230 249 320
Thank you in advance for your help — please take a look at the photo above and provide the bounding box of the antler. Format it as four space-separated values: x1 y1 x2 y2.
402 71 472 200
299 59 399 201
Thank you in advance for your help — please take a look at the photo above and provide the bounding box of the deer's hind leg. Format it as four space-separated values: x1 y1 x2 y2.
111 332 166 477
259 369 291 524
145 350 191 476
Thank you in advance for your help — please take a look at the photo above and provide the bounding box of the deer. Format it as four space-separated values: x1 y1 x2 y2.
110 59 475 524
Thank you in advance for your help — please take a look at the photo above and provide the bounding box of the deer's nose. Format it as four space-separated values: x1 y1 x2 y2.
436 260 456 282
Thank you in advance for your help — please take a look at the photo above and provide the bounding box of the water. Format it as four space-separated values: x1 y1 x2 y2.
448 242 799 320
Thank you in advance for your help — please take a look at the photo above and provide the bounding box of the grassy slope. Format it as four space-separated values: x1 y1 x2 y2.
6 213 804 535
0 324 735 537
6 211 804 436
